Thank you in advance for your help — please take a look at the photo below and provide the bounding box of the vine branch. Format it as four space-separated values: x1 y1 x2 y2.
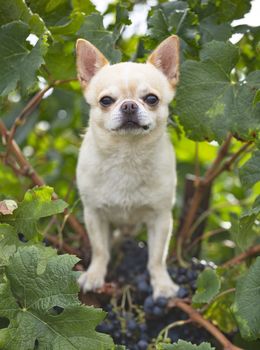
204 133 233 178
204 140 252 185
222 244 260 268
45 234 80 256
186 228 226 252
168 299 242 350
7 78 77 155
176 133 253 263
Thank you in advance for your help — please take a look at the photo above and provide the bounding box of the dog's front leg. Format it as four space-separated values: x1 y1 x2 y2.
147 211 179 299
78 207 110 292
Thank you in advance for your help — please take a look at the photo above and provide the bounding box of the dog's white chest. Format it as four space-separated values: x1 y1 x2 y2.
76 132 176 226
78 153 152 223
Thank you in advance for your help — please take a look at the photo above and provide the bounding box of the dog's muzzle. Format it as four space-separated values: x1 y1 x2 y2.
118 101 150 130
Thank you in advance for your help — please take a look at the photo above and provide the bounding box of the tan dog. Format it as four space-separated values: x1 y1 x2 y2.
76 36 180 298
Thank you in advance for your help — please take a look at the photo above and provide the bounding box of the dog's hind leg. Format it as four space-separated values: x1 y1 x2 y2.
147 211 179 299
78 207 110 292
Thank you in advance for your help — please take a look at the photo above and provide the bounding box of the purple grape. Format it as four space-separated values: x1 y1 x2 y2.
137 339 148 350
152 305 164 317
137 280 150 293
139 323 148 333
155 296 168 308
144 296 154 313
177 287 189 298
186 269 197 281
127 319 138 331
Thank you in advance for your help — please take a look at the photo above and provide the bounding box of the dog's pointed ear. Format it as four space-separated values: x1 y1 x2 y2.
76 39 109 88
148 35 180 87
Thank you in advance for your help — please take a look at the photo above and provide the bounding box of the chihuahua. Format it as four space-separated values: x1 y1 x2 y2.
76 35 180 298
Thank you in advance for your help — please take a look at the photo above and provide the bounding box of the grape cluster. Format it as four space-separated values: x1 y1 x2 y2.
108 238 148 285
96 238 215 349
143 296 167 317
97 304 149 350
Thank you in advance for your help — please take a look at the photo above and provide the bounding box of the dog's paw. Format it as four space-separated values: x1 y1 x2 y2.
151 274 179 299
78 268 105 293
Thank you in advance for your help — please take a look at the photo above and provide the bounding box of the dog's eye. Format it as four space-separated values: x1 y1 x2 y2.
144 94 159 106
100 96 115 107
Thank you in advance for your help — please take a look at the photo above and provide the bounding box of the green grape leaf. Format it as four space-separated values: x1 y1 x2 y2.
77 13 121 63
44 41 76 80
115 4 131 26
49 10 85 35
239 151 260 190
113 4 132 40
72 0 96 15
0 222 57 269
26 0 72 27
0 224 19 267
0 246 114 350
157 340 215 350
148 4 198 51
192 269 221 304
211 0 252 22
233 257 260 340
49 0 97 36
175 41 260 142
0 186 68 241
148 9 170 41
205 291 237 333
0 0 47 35
0 21 48 96
199 17 232 43
232 196 260 250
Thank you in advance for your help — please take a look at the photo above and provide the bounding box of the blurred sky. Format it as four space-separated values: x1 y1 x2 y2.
91 0 260 41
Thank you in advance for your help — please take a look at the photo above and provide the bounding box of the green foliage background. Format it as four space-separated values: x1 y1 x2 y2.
0 0 259 349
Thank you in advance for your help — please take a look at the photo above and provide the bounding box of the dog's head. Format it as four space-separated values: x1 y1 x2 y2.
76 36 179 136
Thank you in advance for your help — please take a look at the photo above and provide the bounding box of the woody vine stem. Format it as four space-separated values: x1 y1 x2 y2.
175 133 252 265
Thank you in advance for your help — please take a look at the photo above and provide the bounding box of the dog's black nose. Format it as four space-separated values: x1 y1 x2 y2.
120 101 138 114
